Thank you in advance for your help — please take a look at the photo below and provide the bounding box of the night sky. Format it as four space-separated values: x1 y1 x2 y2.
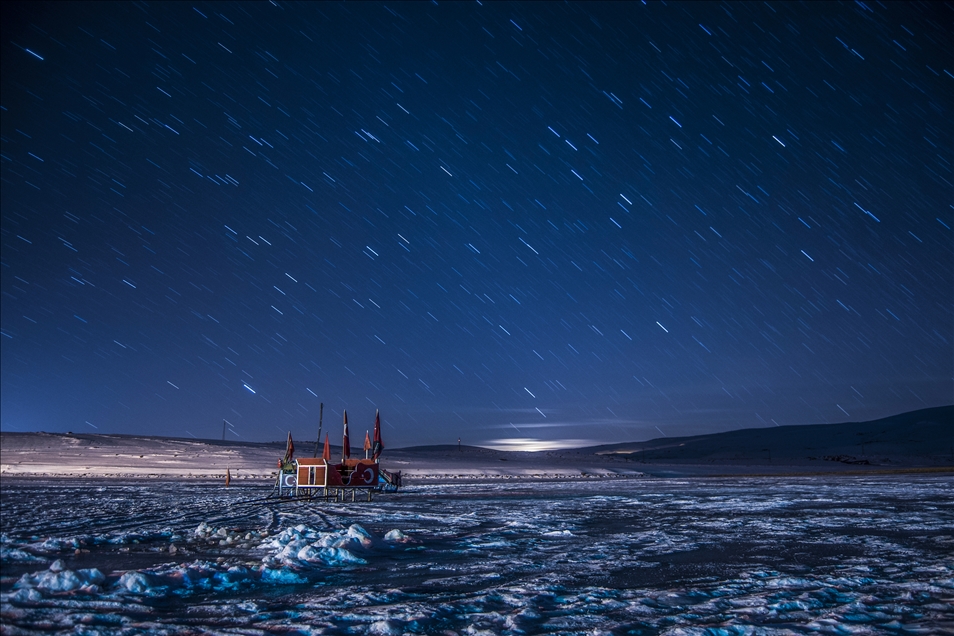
1 2 951 450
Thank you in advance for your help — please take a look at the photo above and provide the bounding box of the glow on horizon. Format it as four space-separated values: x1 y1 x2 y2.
482 438 599 452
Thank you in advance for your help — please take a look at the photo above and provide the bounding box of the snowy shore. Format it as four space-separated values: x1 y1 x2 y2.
0 432 649 480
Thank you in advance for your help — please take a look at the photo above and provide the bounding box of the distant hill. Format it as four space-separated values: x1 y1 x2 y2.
579 405 953 467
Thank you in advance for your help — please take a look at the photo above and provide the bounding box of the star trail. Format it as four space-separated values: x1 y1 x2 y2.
1 2 951 447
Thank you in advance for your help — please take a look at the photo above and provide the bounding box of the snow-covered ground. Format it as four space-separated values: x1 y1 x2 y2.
2 476 952 634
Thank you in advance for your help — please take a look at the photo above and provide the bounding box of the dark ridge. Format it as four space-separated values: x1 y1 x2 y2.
579 405 953 465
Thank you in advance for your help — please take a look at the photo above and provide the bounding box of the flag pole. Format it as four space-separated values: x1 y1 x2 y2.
313 402 323 458
342 410 350 461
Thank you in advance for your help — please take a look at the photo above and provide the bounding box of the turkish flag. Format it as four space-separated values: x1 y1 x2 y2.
372 409 384 460
322 433 331 461
282 432 294 464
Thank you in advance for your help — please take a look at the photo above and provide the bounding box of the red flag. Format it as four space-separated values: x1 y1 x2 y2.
363 431 371 453
342 410 351 460
322 433 331 461
282 432 294 464
372 409 384 461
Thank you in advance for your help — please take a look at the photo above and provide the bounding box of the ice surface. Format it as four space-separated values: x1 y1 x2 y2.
2 476 952 634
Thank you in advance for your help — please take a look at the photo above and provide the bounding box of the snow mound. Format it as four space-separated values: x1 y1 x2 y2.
298 545 368 566
259 523 378 569
384 529 411 543
117 571 161 595
14 559 105 595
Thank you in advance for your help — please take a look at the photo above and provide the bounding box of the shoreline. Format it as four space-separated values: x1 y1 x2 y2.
2 466 950 482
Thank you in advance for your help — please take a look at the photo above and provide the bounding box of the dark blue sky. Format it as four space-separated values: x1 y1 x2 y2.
2 1 951 449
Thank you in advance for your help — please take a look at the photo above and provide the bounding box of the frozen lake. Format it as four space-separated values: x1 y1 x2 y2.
2 476 952 634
